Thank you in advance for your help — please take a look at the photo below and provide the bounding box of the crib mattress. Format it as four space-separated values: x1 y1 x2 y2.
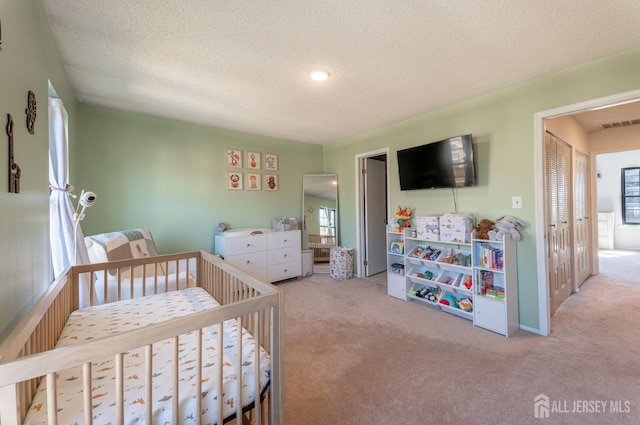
23 287 270 425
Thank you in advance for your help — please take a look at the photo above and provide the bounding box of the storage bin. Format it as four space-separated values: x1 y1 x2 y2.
302 249 313 277
439 213 475 243
390 263 405 275
329 246 354 280
416 216 440 240
272 217 299 231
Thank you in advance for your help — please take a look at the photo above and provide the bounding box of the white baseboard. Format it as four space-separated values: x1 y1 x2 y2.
520 324 548 336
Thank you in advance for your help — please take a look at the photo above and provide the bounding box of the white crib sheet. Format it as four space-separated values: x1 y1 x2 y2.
24 288 270 425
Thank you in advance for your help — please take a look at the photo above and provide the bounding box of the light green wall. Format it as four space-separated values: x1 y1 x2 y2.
2 1 640 340
76 104 322 253
323 47 640 331
0 0 77 339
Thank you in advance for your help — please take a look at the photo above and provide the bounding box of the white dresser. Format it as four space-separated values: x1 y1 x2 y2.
214 229 301 282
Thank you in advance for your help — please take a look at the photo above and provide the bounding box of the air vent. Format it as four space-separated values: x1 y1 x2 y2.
602 119 640 129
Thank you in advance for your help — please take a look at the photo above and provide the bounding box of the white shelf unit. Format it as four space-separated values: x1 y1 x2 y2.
386 229 407 300
385 227 519 336
403 236 474 320
472 236 518 336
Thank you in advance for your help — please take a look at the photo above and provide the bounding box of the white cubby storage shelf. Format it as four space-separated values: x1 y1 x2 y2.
385 227 519 337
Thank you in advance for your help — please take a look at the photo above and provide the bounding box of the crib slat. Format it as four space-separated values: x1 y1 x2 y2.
116 353 124 425
102 269 108 305
236 315 243 425
129 266 135 300
195 328 202 425
46 373 58 425
217 322 224 425
254 311 262 425
145 344 153 425
172 336 179 424
83 362 93 425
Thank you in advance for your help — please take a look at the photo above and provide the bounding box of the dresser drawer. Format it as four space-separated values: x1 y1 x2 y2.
245 266 268 282
267 246 301 265
225 251 267 270
267 231 301 250
224 234 267 255
267 259 301 282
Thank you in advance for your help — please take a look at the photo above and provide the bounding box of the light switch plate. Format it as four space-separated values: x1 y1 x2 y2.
512 196 522 209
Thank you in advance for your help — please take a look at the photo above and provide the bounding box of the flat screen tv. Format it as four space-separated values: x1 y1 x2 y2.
397 134 475 190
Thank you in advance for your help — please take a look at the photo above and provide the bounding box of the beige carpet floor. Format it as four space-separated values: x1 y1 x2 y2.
279 250 640 425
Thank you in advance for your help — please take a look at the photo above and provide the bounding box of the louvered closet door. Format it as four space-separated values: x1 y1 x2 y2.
545 133 573 315
574 150 592 288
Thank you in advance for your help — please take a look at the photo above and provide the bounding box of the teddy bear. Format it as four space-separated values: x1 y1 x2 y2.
488 215 527 241
395 206 412 228
473 218 496 240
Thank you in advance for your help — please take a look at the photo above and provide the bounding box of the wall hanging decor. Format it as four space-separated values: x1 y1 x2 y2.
227 172 243 190
0 18 3 52
226 149 242 168
7 114 21 193
264 153 278 171
247 173 261 191
264 174 278 191
25 91 37 134
246 151 261 170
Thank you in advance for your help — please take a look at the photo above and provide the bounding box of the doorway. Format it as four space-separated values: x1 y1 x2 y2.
355 148 390 281
534 88 640 335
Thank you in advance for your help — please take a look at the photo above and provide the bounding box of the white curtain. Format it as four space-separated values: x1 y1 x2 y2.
49 97 92 306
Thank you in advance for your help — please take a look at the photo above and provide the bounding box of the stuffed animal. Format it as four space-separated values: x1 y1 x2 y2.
473 218 496 240
395 205 412 228
214 222 227 235
488 215 527 241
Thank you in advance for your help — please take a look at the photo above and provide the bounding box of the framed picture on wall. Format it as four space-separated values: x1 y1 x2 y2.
247 173 261 191
264 174 278 191
246 151 261 170
227 172 243 190
264 153 278 171
226 149 242 168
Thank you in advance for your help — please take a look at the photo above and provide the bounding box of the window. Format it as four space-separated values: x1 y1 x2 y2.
318 206 336 236
622 167 640 224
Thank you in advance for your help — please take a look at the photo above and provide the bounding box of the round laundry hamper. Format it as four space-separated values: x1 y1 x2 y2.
329 246 354 280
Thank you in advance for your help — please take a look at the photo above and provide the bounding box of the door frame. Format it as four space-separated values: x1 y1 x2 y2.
355 148 391 278
533 88 640 336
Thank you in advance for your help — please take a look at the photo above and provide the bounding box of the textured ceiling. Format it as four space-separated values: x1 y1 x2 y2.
42 1 640 144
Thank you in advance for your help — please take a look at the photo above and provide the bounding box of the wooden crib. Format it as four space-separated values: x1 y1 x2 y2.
307 234 336 262
0 251 284 425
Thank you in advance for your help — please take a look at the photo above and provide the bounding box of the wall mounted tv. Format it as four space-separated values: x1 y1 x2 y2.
397 134 476 190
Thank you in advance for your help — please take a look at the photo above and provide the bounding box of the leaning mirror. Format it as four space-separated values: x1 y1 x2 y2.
302 174 338 270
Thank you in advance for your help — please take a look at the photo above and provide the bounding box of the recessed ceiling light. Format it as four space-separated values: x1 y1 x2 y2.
309 69 330 81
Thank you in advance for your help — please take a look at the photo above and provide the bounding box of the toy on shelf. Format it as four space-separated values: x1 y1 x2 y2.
439 249 471 266
389 241 404 255
458 297 473 312
488 215 527 241
460 274 473 290
395 205 412 229
420 246 442 261
408 245 426 258
473 218 496 240
411 285 440 303
439 293 458 308
410 269 435 280
439 275 456 285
